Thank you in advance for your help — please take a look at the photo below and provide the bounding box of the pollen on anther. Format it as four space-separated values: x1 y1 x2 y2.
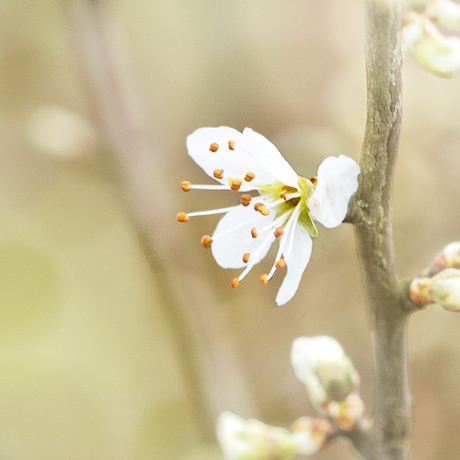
259 274 268 284
209 142 219 152
280 190 288 200
231 180 242 192
251 228 258 238
228 140 235 150
176 212 189 223
254 203 270 216
201 235 213 248
274 227 284 238
275 258 286 268
213 169 224 179
244 172 255 182
231 277 239 288
240 194 252 207
181 181 191 192
310 176 318 185
243 253 250 263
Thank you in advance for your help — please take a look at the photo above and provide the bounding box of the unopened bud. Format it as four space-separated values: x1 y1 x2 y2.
424 241 460 276
216 412 296 460
290 417 335 455
427 0 460 32
429 268 460 312
291 336 360 408
402 12 460 77
410 277 433 305
326 393 365 431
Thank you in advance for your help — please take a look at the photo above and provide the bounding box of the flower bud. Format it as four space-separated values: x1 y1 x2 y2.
216 412 296 460
428 268 460 312
427 0 460 32
291 336 360 408
424 241 460 276
326 393 365 431
410 277 433 305
290 417 335 455
402 12 460 77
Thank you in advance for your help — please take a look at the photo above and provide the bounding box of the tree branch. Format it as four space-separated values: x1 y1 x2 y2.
346 0 417 458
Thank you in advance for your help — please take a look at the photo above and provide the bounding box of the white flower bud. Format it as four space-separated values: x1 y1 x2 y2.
410 277 433 305
427 0 460 32
429 268 460 311
402 12 460 77
443 242 460 268
291 336 360 408
326 393 365 431
290 417 335 455
216 412 296 460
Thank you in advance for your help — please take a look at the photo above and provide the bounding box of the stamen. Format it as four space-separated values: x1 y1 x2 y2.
254 203 270 216
240 194 252 207
187 205 237 218
251 228 258 238
176 212 189 223
213 169 224 179
228 140 235 150
244 172 255 182
238 232 276 283
275 258 286 268
230 180 242 192
243 253 250 263
310 176 318 185
259 274 268 284
231 277 239 288
280 190 287 200
201 235 213 248
189 184 230 190
274 227 284 238
210 143 219 152
181 181 191 192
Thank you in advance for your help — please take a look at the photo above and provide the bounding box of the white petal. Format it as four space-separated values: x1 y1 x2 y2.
242 128 299 188
307 155 360 229
211 203 277 269
186 127 294 190
276 223 312 306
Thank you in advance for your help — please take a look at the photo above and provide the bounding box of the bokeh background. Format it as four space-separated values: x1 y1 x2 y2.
0 0 460 459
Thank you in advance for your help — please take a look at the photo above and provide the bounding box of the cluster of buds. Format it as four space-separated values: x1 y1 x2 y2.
410 242 460 311
216 412 335 460
402 0 460 77
290 336 364 431
216 336 363 459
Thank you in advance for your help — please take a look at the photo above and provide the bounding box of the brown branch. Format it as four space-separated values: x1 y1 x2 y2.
62 0 257 441
345 0 418 458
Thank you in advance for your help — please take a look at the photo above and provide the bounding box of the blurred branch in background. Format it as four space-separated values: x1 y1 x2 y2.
62 0 256 440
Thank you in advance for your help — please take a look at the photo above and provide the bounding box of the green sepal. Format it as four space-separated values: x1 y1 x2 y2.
297 177 318 237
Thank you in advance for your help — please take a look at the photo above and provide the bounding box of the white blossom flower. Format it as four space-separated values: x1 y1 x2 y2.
427 0 460 32
216 412 297 460
177 127 360 306
402 12 460 77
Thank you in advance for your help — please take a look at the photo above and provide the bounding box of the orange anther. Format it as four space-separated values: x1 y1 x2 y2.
213 169 224 179
259 274 268 284
310 176 318 185
240 194 252 207
244 172 255 182
201 235 213 248
280 190 288 200
176 212 189 223
231 180 242 192
181 181 191 192
251 228 258 238
275 258 286 268
228 140 235 150
274 227 284 238
254 203 269 216
243 253 250 263
210 143 219 152
231 277 239 288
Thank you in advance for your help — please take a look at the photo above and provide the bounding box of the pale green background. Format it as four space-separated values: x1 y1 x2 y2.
0 0 459 459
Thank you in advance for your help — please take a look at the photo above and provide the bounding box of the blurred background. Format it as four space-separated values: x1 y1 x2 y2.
0 0 460 459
